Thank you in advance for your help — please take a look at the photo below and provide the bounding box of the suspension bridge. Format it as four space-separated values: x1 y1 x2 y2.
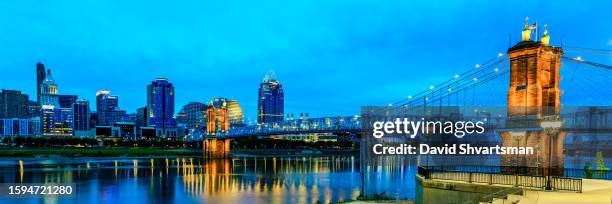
189 23 611 162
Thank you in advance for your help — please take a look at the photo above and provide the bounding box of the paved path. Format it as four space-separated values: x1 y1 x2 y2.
514 179 612 204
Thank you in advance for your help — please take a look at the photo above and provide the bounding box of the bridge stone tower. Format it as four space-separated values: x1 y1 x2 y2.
203 101 231 158
501 21 566 176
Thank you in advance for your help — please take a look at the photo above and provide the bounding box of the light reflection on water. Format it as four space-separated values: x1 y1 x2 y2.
0 156 370 204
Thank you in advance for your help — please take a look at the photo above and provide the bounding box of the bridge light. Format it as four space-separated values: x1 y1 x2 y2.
454 74 460 79
408 95 413 99
475 64 481 68
388 103 393 106
473 77 478 81
429 85 435 90
575 56 583 61
448 88 452 92
494 68 499 72
425 97 429 101
498 53 504 57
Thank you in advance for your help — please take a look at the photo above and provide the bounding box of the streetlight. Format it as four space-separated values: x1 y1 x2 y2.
541 120 562 190
510 131 526 174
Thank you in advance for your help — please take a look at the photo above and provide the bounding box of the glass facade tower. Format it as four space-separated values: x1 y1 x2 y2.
257 71 284 124
147 78 176 131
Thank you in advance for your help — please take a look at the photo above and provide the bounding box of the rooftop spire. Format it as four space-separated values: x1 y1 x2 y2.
263 70 278 83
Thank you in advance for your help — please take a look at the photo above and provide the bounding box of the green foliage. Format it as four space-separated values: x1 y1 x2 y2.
3 136 99 147
595 151 609 171
583 164 593 179
102 138 184 148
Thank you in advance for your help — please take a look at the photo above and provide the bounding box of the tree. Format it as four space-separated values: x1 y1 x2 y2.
596 151 608 171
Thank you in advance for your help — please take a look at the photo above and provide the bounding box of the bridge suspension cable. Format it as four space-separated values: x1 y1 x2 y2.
561 56 612 70
388 53 510 110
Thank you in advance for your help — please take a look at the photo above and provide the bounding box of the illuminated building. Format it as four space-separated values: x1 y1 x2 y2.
178 102 207 129
136 106 148 128
96 90 113 111
39 69 59 107
98 109 127 126
147 78 176 137
96 90 126 126
28 100 39 118
58 94 77 109
72 99 90 131
39 69 72 136
0 118 40 136
0 89 29 119
212 98 243 126
41 105 73 136
257 71 284 124
112 122 136 139
206 101 230 135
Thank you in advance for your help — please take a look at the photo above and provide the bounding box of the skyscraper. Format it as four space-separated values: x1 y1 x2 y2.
39 69 72 136
95 90 124 126
72 99 90 131
58 95 78 109
257 71 284 124
135 106 148 128
96 90 112 111
36 62 46 105
147 78 176 135
39 69 59 107
0 89 29 119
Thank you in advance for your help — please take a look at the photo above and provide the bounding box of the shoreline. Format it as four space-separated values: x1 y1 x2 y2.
0 147 359 158
0 147 203 157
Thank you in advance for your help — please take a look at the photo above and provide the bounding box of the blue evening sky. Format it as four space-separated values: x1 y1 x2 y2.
0 0 610 121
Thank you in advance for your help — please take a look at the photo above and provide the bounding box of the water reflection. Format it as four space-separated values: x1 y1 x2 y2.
0 156 362 203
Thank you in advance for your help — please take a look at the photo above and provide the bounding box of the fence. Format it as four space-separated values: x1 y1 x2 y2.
418 166 583 192
419 165 612 180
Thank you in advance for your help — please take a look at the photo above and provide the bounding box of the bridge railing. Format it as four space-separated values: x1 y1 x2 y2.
418 165 612 180
418 166 584 192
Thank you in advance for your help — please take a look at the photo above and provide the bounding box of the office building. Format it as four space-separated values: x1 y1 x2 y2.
39 69 59 107
41 105 72 136
72 99 90 131
96 90 118 112
147 78 176 137
0 118 40 136
28 100 39 118
0 89 29 119
136 106 148 128
36 62 46 105
39 68 73 136
58 94 77 109
257 71 284 124
95 90 125 126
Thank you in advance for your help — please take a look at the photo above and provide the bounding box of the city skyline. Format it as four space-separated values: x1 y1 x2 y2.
0 1 611 119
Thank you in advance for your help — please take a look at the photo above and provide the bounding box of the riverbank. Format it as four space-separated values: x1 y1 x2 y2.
232 148 359 156
0 147 360 157
0 147 203 157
